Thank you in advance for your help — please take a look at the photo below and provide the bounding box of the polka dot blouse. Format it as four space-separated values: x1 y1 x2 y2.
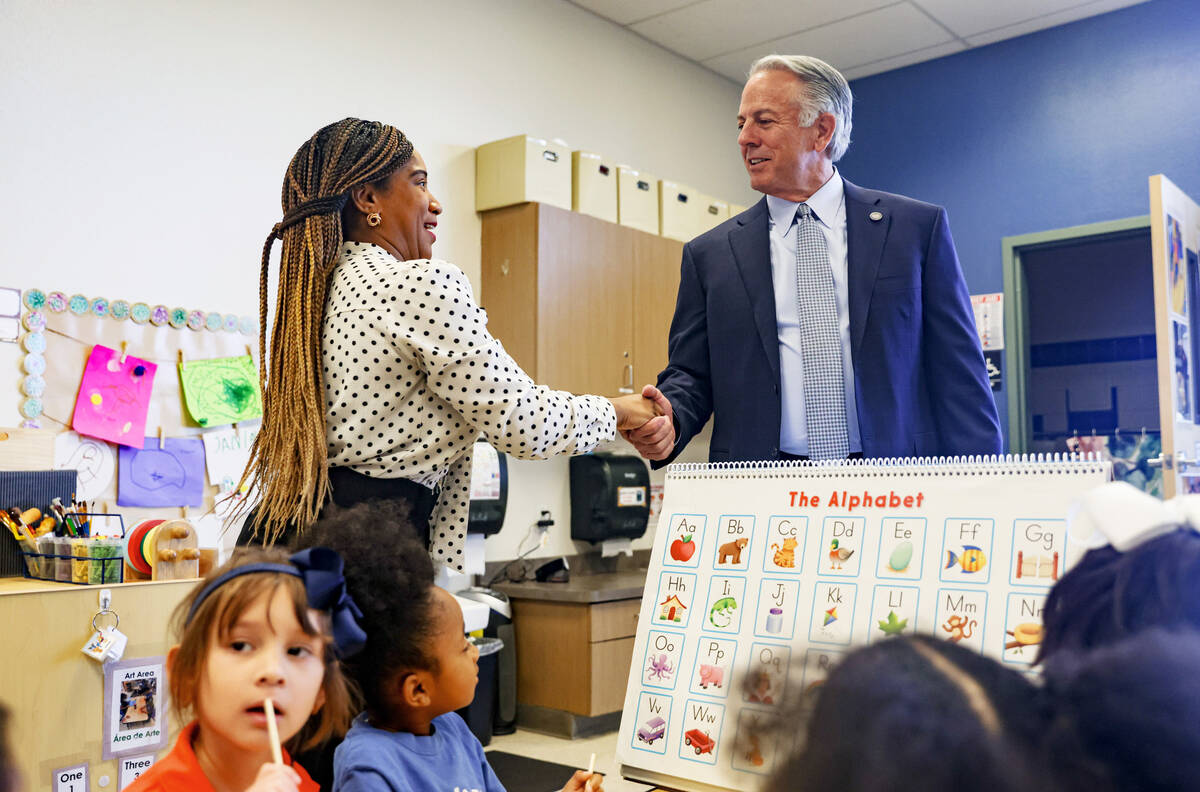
323 241 617 571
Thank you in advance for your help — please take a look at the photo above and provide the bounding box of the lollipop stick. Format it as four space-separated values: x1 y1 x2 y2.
264 698 283 765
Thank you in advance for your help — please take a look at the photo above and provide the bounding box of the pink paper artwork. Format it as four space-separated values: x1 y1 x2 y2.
72 344 158 448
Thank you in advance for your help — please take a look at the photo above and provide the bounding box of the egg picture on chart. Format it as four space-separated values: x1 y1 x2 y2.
888 540 914 573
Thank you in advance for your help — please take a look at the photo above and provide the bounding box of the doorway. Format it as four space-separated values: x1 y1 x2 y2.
1003 216 1163 493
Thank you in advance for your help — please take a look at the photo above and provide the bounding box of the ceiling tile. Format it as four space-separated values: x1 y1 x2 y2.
702 3 956 82
568 0 700 27
841 40 967 80
630 0 895 63
962 0 1150 47
914 0 1147 38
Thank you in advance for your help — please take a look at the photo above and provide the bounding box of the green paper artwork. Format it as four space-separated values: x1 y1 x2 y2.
179 354 262 427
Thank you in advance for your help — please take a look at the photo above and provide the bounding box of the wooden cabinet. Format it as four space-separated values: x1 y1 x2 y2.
509 597 640 717
481 202 683 397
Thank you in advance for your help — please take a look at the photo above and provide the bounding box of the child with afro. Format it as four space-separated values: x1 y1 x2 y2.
298 501 602 792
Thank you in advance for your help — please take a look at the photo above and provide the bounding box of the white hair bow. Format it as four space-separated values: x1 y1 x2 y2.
1069 481 1200 552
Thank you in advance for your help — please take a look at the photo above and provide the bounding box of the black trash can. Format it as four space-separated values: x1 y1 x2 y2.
457 587 517 735
457 635 503 746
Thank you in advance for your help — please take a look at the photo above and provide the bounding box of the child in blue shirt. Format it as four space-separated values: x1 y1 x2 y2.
299 501 602 792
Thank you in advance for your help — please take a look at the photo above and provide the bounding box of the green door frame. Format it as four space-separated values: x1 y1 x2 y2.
1002 215 1151 452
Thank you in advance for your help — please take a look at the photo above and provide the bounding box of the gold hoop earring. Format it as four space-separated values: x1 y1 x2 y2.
367 212 382 227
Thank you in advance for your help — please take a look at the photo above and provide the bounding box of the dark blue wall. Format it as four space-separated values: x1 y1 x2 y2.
840 0 1200 447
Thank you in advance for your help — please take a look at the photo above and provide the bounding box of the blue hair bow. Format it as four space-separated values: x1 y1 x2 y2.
289 547 367 658
186 547 367 658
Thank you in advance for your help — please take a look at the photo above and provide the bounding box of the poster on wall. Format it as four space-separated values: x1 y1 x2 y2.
1174 320 1193 422
1168 213 1186 316
102 656 168 759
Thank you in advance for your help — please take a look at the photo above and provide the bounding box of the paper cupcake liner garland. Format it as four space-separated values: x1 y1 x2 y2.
17 287 256 430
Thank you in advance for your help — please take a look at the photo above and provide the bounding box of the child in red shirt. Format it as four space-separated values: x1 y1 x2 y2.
125 547 362 792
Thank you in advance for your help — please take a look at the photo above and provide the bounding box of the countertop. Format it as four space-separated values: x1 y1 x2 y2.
492 568 648 603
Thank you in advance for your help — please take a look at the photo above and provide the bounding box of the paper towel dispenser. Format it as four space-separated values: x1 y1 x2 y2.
468 442 507 536
569 453 649 543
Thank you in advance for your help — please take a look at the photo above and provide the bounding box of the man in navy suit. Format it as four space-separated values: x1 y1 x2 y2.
626 54 1001 464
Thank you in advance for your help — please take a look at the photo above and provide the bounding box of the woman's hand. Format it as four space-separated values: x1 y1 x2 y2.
560 769 603 792
246 763 302 792
610 393 662 432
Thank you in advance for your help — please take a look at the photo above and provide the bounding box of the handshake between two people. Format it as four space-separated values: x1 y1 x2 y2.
609 384 676 462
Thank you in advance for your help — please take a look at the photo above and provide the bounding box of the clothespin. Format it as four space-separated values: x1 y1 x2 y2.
119 341 128 364
245 344 254 361
158 427 165 450
181 505 189 520
178 349 185 371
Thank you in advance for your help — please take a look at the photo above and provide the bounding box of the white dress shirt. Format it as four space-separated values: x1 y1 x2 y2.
766 169 862 456
322 241 616 571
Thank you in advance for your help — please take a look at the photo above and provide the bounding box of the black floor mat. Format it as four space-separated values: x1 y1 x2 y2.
483 750 587 792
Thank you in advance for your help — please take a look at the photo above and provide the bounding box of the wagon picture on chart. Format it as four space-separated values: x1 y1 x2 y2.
684 728 715 755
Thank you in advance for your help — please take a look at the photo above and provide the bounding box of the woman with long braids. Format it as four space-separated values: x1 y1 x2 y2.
240 118 658 570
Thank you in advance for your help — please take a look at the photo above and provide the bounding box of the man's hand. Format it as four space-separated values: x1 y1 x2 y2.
622 385 676 461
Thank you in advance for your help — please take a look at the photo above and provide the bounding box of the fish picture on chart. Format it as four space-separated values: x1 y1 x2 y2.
941 519 994 584
946 545 987 574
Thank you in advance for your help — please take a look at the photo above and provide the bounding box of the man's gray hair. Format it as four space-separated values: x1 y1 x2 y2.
749 54 853 163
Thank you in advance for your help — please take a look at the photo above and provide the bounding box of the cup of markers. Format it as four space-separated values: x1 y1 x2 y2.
2 500 126 584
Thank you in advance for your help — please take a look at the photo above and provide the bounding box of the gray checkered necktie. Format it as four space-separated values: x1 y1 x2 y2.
795 203 849 460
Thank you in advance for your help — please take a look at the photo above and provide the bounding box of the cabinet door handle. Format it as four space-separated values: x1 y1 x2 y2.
618 363 634 394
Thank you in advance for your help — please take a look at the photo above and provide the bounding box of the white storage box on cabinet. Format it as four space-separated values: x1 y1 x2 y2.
475 135 572 212
617 166 659 235
572 151 617 223
659 180 698 242
696 195 729 234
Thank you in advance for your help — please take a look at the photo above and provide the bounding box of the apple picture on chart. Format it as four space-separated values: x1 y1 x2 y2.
671 533 696 562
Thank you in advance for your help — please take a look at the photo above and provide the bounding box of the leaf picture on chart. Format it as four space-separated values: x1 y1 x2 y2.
72 345 157 448
179 355 262 427
117 437 206 507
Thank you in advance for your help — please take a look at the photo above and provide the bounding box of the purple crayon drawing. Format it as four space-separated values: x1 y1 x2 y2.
117 437 206 507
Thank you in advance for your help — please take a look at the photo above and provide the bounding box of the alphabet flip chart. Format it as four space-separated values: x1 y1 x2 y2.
72 344 157 448
617 456 1110 792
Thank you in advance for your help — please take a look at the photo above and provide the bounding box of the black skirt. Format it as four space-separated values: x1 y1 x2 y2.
236 466 436 548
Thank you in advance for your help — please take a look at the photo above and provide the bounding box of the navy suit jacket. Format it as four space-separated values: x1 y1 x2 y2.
655 179 1002 465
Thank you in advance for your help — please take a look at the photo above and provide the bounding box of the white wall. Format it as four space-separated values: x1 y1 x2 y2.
1 0 754 563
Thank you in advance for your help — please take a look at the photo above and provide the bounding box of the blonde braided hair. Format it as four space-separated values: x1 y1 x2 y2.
238 118 413 543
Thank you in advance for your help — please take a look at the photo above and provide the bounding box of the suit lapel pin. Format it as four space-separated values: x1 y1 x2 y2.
869 211 883 222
